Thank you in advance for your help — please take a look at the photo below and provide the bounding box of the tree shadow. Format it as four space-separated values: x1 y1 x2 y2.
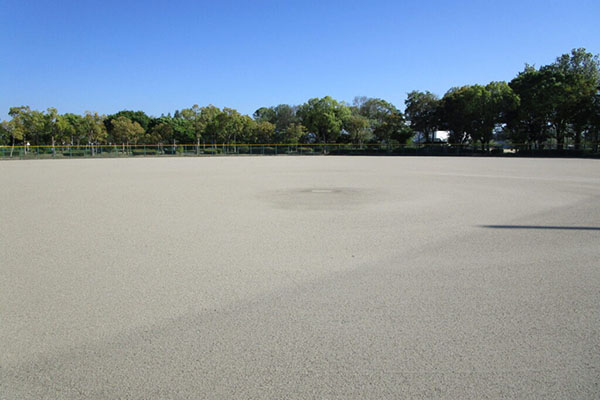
480 225 600 231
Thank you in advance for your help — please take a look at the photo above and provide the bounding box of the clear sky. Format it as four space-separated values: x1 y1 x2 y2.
1 0 599 119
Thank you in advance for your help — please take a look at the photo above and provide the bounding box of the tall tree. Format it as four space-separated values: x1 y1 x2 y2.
8 106 45 149
62 113 85 145
254 104 299 142
43 108 59 153
253 120 276 144
110 116 144 146
345 114 372 146
55 114 76 146
439 87 472 144
198 105 222 145
551 48 600 149
463 83 516 150
508 65 552 148
253 107 276 123
353 96 397 134
404 91 440 143
215 107 245 145
510 50 600 150
0 120 21 151
0 121 10 145
148 116 177 145
272 104 298 134
106 110 151 131
439 84 518 150
373 112 413 145
180 105 204 146
150 121 174 144
82 112 107 155
588 88 600 152
282 123 306 144
297 96 351 147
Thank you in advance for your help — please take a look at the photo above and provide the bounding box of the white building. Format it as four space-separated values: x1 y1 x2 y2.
434 131 449 142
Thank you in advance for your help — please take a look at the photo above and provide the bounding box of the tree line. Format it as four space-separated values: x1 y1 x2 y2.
1 48 599 153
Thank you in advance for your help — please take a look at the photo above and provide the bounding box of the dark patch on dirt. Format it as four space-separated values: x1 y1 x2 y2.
264 187 377 210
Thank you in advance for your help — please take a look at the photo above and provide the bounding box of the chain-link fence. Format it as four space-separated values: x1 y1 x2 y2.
1 143 599 159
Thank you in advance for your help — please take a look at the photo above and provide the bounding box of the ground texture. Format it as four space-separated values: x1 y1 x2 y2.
1 156 599 399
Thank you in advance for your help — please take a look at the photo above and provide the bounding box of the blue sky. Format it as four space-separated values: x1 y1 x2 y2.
1 0 599 119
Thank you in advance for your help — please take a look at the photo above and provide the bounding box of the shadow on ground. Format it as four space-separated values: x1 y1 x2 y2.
481 225 600 231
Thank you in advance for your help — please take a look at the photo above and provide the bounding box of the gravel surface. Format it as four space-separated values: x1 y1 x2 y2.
1 156 599 399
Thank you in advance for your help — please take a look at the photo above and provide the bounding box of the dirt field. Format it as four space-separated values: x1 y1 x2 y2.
1 156 599 399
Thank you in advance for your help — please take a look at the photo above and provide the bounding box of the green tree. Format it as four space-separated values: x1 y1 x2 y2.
171 117 195 144
62 113 86 145
42 108 60 153
298 96 351 148
272 104 298 134
2 118 27 156
510 50 600 151
588 89 600 152
253 120 275 144
373 112 413 146
253 107 276 123
345 114 372 146
536 65 580 150
110 116 144 146
0 120 19 147
471 82 519 151
0 121 9 145
404 91 440 143
353 97 396 126
106 110 151 131
8 106 45 149
551 48 600 149
82 112 107 155
439 84 518 150
55 114 76 145
180 105 205 146
149 119 175 145
105 110 150 146
198 105 222 145
254 104 299 143
283 123 306 144
440 87 471 144
352 97 397 142
215 107 245 146
508 65 551 149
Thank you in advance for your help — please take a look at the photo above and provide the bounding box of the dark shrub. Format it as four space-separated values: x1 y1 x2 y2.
297 147 315 154
131 148 158 156
63 150 86 157
202 147 220 155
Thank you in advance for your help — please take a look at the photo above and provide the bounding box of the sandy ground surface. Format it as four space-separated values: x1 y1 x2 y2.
1 156 599 399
